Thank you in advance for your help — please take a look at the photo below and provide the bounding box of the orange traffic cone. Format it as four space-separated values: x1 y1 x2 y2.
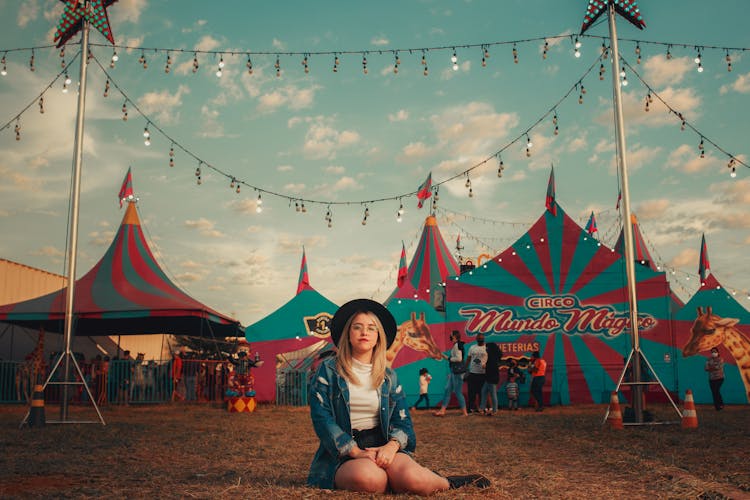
28 384 45 428
607 391 623 429
681 389 698 429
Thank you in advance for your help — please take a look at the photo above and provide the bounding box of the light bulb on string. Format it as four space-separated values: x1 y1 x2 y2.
362 206 368 226
276 55 281 77
481 45 487 67
574 37 581 58
620 67 628 86
393 52 399 74
553 111 559 135
484 46 490 60
121 101 128 121
698 137 704 158
666 45 672 60
635 43 641 64
301 202 307 213
62 74 69 93
165 53 172 73
192 53 199 73
332 53 338 73
726 51 732 72
14 120 20 141
512 44 518 64
110 50 118 68
526 134 533 157
497 155 505 177
302 54 309 74
29 50 35 72
236 184 241 194
362 53 368 74
295 201 300 212
139 51 147 69
218 55 225 69
543 40 549 59
599 63 605 80
256 193 263 213
644 94 650 112
247 56 253 74
103 79 110 97
230 178 235 189
451 49 458 71
143 124 151 146
38 96 44 114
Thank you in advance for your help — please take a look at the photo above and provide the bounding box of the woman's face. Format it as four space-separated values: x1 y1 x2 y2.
348 312 380 359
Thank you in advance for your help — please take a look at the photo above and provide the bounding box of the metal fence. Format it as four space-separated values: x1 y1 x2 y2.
0 358 233 405
275 368 310 406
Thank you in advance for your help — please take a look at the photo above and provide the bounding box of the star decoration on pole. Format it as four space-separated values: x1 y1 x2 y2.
54 0 118 48
580 0 646 34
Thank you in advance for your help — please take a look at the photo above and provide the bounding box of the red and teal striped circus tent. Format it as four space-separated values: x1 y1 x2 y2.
388 215 460 306
674 236 750 405
444 193 679 406
0 202 243 338
245 250 337 402
381 215 459 402
614 214 658 271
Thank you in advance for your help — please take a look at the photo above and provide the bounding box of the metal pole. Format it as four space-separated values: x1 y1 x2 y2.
61 4 91 421
607 2 643 423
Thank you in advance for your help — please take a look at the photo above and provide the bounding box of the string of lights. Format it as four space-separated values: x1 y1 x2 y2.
80 50 606 214
2 33 748 75
621 57 748 174
435 206 533 228
0 49 81 135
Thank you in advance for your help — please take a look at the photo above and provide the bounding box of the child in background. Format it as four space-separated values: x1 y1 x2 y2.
411 368 432 410
506 375 519 411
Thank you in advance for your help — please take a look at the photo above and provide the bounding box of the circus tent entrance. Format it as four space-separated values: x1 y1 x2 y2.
444 197 679 406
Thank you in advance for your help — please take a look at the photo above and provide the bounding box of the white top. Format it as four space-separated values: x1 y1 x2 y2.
467 344 487 374
449 343 463 363
419 373 432 394
349 358 380 430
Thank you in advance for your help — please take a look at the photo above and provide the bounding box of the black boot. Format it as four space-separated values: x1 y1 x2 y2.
447 474 491 489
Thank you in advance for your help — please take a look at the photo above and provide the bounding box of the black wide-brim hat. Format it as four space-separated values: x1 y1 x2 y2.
330 298 397 348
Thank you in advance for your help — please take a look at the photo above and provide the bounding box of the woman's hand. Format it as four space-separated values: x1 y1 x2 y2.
367 440 400 468
348 446 377 461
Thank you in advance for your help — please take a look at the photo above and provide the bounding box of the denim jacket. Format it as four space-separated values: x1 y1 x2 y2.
307 357 416 489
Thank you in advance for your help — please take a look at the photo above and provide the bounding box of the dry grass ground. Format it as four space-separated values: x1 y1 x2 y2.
0 402 748 499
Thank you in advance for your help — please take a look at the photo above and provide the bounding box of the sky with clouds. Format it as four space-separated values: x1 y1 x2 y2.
0 0 748 326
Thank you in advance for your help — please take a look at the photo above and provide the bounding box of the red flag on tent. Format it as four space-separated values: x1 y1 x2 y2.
118 166 134 208
296 248 311 294
698 233 710 281
416 172 432 209
545 166 557 216
397 242 408 288
585 211 598 236
615 189 622 210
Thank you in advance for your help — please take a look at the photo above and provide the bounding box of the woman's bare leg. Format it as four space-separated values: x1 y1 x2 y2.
386 453 450 496
335 458 388 493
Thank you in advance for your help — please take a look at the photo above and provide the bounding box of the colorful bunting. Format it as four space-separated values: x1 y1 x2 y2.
698 233 710 281
54 0 118 48
397 242 408 288
545 166 557 216
296 248 312 294
580 0 646 35
118 166 133 208
416 172 432 209
585 211 598 236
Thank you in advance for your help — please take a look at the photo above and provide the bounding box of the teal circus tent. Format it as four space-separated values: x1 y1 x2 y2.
245 251 337 402
444 195 679 406
674 236 750 405
0 202 242 338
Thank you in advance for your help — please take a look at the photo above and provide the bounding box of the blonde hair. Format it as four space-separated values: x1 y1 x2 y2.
336 310 387 388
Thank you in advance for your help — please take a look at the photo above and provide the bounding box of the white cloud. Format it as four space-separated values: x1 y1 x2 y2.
302 117 361 160
277 165 294 172
137 85 190 124
666 144 722 173
720 72 750 95
30 246 64 258
332 177 361 191
324 166 345 174
184 218 225 238
111 0 148 24
17 0 39 28
669 248 698 268
257 85 320 113
272 38 286 50
399 141 430 161
636 199 670 220
388 109 409 122
643 55 693 87
371 35 389 46
430 101 518 157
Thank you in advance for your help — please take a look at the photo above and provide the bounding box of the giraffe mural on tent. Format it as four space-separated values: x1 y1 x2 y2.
386 312 446 367
15 328 47 402
682 306 750 402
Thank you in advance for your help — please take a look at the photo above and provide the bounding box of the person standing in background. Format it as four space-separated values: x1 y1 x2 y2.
528 350 547 412
433 330 468 417
465 333 487 414
705 347 725 410
479 342 500 415
410 368 432 410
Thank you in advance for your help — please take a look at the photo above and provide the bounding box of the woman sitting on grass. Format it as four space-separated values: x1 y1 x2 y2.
307 298 490 494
